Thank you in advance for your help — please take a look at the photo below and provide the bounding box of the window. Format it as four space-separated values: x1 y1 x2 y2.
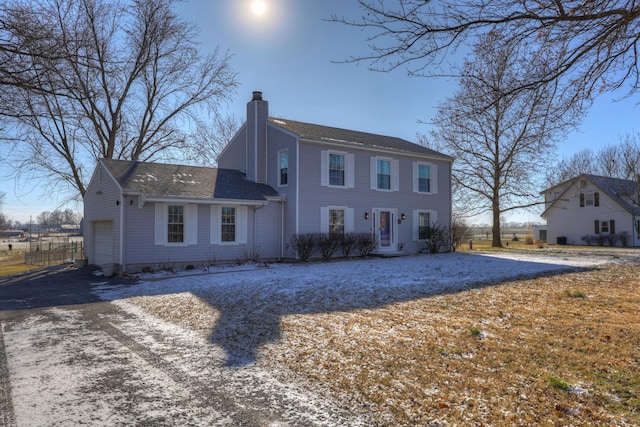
329 209 345 235
221 207 236 242
278 150 288 186
321 150 354 188
377 159 391 190
595 219 616 235
155 204 197 246
418 164 430 192
167 205 184 243
329 153 345 186
418 211 431 240
580 192 599 207
601 220 609 233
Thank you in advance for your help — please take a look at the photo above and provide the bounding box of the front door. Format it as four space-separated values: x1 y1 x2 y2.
373 208 398 251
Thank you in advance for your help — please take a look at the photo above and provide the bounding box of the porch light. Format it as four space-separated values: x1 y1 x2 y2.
364 212 369 220
401 213 406 220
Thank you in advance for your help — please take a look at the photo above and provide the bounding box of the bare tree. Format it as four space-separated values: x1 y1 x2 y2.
545 149 597 187
0 0 237 201
187 113 241 167
334 0 640 98
432 30 582 247
0 191 6 229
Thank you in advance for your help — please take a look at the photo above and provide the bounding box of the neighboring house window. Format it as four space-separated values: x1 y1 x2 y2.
413 210 437 241
329 208 345 235
278 150 288 186
413 162 438 194
370 157 399 191
168 205 184 243
210 205 248 244
581 192 599 207
595 219 616 235
320 206 354 234
155 204 197 246
330 153 345 186
221 207 236 242
377 159 391 190
321 150 355 188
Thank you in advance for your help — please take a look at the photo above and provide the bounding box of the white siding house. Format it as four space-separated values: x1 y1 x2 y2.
84 91 454 274
541 174 640 247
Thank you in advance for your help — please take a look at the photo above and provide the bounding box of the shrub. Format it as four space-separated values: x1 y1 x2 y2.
317 233 339 260
451 218 471 252
524 234 534 245
356 232 376 257
424 223 452 254
581 235 594 246
619 231 630 247
339 232 358 258
290 233 316 261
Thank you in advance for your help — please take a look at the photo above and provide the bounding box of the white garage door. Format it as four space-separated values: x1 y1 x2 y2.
93 221 114 266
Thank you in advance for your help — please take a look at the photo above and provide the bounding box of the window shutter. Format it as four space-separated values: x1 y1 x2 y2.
345 208 355 233
431 164 438 194
412 210 419 241
610 219 615 234
320 150 328 186
320 207 329 233
210 206 220 244
370 157 377 190
347 154 355 188
595 192 600 207
412 162 418 193
594 220 600 234
154 203 166 245
186 205 198 245
236 206 248 244
580 193 585 207
391 159 400 191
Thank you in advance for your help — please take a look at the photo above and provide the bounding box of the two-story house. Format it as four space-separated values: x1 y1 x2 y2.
83 91 453 274
541 174 640 246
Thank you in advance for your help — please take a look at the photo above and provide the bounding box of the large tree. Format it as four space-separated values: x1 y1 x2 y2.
0 0 237 201
334 0 640 98
432 30 582 247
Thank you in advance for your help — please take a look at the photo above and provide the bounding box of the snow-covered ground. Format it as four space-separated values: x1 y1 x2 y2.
2 249 637 426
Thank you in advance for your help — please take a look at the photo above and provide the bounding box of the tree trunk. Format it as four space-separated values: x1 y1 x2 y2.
492 201 502 248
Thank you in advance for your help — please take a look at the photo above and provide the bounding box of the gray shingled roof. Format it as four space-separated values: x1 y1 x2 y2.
269 117 453 160
543 173 640 216
101 159 279 201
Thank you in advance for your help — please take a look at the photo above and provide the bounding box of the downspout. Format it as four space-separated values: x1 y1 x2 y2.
280 199 285 260
119 194 125 274
295 138 300 235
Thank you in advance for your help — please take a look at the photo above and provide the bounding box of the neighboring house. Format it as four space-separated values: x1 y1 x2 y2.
84 91 453 274
541 174 640 247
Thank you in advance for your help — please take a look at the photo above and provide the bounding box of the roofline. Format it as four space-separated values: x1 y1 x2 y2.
124 192 271 207
297 136 455 163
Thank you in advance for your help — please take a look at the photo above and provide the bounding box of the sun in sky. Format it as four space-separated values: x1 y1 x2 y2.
250 0 267 17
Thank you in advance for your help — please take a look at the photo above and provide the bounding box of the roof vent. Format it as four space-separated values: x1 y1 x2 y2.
252 91 263 101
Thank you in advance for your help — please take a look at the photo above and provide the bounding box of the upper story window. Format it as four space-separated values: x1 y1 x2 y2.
370 156 399 191
321 150 354 188
377 159 391 190
418 164 430 192
413 162 438 194
167 205 184 243
580 192 599 207
329 153 345 186
278 149 288 186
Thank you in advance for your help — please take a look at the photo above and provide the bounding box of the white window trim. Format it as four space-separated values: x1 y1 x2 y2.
412 209 438 241
371 156 399 191
154 203 197 246
321 150 355 188
210 205 248 245
413 161 438 194
320 206 355 234
277 149 288 187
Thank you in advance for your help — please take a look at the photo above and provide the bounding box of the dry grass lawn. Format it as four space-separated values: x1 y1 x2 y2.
0 250 36 276
128 260 640 426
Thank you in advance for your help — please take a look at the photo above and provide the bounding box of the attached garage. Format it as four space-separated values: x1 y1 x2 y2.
93 221 114 267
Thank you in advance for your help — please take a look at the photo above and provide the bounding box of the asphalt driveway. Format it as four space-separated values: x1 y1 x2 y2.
0 265 359 427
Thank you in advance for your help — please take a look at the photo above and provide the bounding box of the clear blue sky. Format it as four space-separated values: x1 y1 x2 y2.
1 0 638 225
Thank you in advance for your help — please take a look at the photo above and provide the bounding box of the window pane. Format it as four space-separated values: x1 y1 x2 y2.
221 207 236 242
167 205 184 243
279 151 288 185
329 153 345 186
329 209 345 235
419 212 430 240
418 165 430 192
377 159 391 189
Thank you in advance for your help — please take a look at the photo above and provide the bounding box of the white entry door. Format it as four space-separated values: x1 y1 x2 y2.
373 208 398 252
